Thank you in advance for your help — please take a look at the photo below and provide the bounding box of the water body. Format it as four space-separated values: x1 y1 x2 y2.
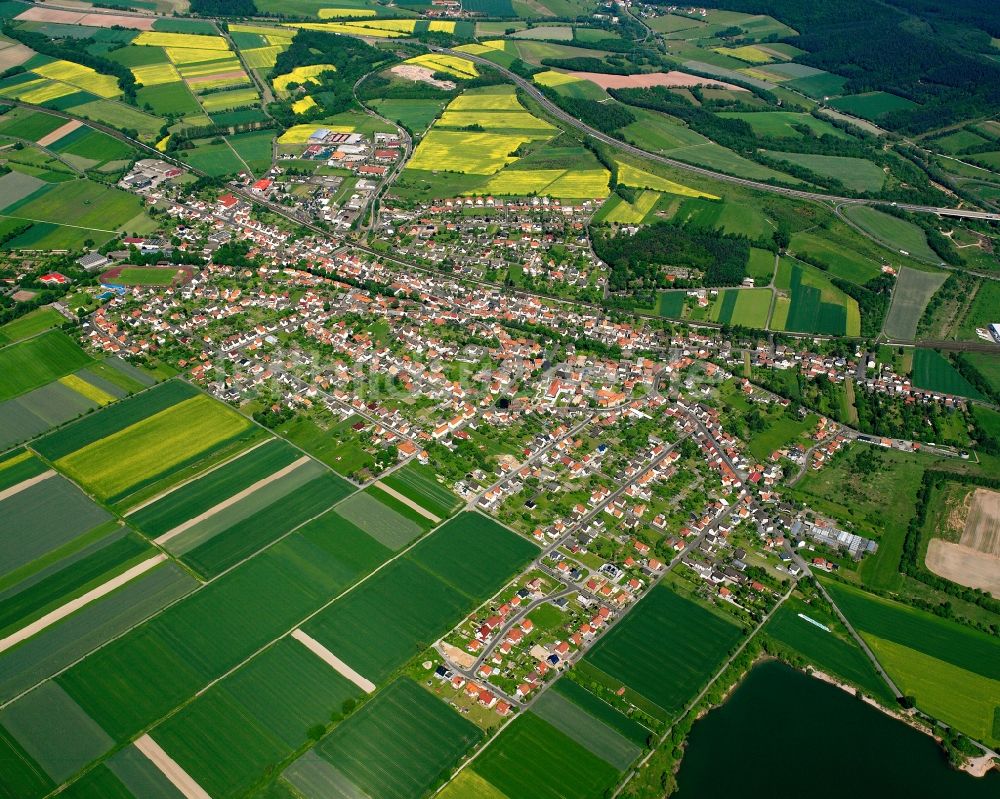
675 660 1000 798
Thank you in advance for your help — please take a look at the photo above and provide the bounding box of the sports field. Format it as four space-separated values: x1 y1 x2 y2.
910 349 983 400
472 712 620 799
54 394 254 503
0 331 93 402
306 677 481 799
585 585 742 715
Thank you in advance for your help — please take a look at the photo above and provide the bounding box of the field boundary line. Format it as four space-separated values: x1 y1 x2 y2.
0 212 118 233
134 735 212 799
0 468 55 502
0 554 166 654
290 628 377 693
373 480 441 524
154 455 312 545
125 438 272 515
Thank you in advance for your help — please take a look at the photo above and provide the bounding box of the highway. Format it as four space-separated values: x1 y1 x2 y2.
433 47 1000 223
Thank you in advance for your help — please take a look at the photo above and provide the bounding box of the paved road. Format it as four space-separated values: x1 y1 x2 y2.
433 48 1000 223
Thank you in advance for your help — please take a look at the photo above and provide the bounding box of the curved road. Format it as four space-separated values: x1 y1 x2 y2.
432 47 1000 223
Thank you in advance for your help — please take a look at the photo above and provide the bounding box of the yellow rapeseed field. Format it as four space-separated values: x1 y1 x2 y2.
616 163 719 199
34 60 120 98
273 64 337 94
404 54 478 79
407 130 536 175
318 7 377 17
134 31 230 51
292 95 317 114
131 63 181 87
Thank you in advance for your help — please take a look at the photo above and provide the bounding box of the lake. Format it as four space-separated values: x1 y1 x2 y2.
675 660 1000 798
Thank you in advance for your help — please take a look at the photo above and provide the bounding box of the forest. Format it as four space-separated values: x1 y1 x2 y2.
592 221 750 291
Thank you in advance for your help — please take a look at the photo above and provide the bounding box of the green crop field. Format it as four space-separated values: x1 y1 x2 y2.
128 439 300 537
0 529 152 637
34 380 197 461
786 71 847 98
842 206 937 261
719 111 848 139
866 634 1000 746
883 266 946 340
302 557 472 684
955 280 1000 342
57 522 390 742
227 130 275 175
151 638 362 799
824 581 1000 682
311 678 481 799
532 689 642 770
586 585 742 715
0 452 48 492
0 380 101 451
181 471 353 579
710 288 770 328
437 769 509 799
0 307 64 345
0 331 93 402
0 562 196 703
3 178 144 233
333 490 424 550
381 461 461 519
789 231 881 285
765 596 894 702
746 247 776 282
764 151 885 193
911 349 983 400
0 475 111 580
408 512 538 601
553 678 652 746
369 98 445 134
54 393 255 503
828 91 918 121
472 712 620 799
773 260 859 336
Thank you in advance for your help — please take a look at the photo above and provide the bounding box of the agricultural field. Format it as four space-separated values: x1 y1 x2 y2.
842 206 937 262
584 585 742 717
825 580 1000 746
788 231 882 285
719 111 848 140
303 513 536 683
380 461 461 519
0 331 93 402
333 489 429 550
952 280 1000 342
616 162 717 199
149 638 362 799
471 711 620 799
827 91 918 121
765 594 895 702
52 392 258 505
883 266 947 340
708 288 771 329
291 678 481 799
532 689 642 770
368 98 444 134
595 190 661 224
763 151 885 193
772 260 860 336
910 349 983 400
